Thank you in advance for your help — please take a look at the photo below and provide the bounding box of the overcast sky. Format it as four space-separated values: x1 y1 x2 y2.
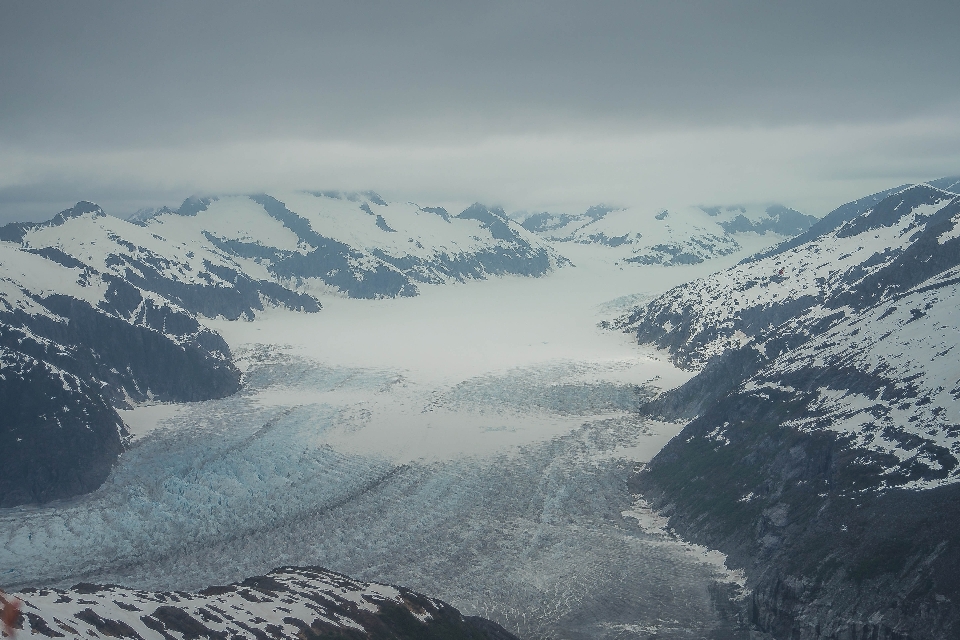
1 0 958 222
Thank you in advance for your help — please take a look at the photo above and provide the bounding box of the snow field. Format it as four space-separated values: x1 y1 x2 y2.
0 242 110 316
275 191 538 262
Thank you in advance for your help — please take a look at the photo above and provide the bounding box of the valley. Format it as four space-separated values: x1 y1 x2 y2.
3 180 960 638
2 241 755 639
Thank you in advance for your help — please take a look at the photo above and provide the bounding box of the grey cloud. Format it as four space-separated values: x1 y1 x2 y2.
0 181 190 223
1 1 958 224
2 0 959 150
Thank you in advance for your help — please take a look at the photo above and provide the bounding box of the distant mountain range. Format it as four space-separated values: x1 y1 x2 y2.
516 201 817 266
618 176 960 639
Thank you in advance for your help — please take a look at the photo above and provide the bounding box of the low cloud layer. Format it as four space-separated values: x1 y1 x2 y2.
1 1 958 222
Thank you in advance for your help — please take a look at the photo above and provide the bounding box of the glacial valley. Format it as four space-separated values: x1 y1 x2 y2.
3 181 959 639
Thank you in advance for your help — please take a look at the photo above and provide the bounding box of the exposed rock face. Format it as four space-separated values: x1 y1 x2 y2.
9 566 520 640
0 348 125 507
633 391 960 640
622 179 960 638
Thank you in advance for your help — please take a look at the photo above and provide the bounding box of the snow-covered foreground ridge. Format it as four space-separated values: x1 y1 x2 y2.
5 566 517 639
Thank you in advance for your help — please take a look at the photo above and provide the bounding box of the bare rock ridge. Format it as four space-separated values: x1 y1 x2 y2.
8 566 519 640
620 177 960 638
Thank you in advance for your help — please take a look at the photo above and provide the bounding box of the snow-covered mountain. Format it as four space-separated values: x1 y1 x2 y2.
619 181 960 485
9 192 558 312
9 178 958 638
123 192 558 301
0 193 559 507
0 211 242 506
6 566 517 639
619 177 960 638
518 202 817 266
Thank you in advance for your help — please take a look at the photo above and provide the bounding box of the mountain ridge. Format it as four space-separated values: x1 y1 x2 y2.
7 565 519 640
518 200 819 267
621 176 960 638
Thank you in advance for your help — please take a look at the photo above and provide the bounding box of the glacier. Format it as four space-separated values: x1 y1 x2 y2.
1 242 762 639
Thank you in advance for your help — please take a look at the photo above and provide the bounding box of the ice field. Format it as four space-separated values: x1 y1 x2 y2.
1 245 753 639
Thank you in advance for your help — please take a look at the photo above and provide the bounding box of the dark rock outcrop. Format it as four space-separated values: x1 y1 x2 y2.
634 388 960 640
0 348 126 507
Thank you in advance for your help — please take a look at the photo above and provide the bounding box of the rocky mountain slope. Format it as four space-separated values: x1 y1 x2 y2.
0 193 558 507
618 178 960 638
5 566 518 640
0 223 241 506
519 202 817 266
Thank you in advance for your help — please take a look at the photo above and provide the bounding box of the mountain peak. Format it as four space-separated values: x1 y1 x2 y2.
52 201 105 224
